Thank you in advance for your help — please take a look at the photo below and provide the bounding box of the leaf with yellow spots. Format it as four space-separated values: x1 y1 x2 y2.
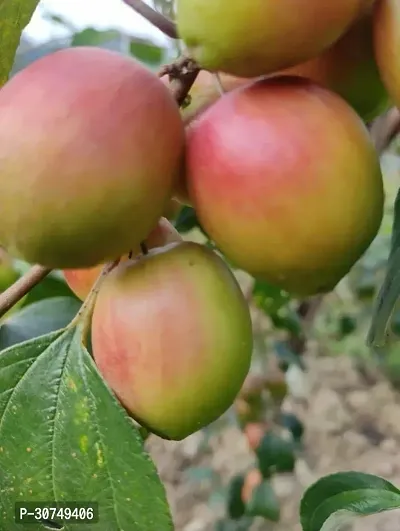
0 326 173 530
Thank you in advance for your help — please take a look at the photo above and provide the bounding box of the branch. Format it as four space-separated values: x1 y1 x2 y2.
122 0 178 39
0 265 51 319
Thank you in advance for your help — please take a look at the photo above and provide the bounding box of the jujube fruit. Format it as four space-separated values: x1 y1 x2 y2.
281 13 389 122
91 242 253 441
373 0 400 108
64 217 182 301
176 0 369 77
0 47 184 269
184 76 384 297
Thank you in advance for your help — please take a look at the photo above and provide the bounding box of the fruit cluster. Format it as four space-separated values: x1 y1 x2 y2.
0 0 396 440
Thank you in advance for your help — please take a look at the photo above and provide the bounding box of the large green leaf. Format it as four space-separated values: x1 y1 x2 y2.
0 325 173 530
300 472 400 531
0 297 81 350
0 0 40 84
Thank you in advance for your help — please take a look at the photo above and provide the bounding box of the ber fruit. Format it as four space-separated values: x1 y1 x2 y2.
176 0 368 77
0 47 184 269
91 242 253 441
282 13 389 122
64 217 182 301
184 76 384 297
373 0 400 108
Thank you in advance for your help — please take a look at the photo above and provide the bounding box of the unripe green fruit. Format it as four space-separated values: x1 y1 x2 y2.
282 13 390 122
64 217 182 301
176 0 368 77
91 242 253 440
373 0 400 108
184 76 384 297
0 47 184 269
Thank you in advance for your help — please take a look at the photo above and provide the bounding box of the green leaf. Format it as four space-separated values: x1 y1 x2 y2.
300 472 400 531
255 432 296 478
0 297 81 350
227 475 246 520
0 0 40 84
368 188 400 348
129 39 165 67
337 315 357 338
0 325 173 530
71 28 121 47
245 480 280 521
252 280 291 315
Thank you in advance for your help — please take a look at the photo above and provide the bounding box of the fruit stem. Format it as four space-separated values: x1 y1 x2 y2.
0 265 51 319
158 56 201 106
122 0 178 39
69 259 121 341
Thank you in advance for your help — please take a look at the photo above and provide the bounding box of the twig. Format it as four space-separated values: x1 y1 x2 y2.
122 0 178 39
0 265 51 319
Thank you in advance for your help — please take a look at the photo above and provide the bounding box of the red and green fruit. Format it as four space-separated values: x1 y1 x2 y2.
176 0 370 77
91 242 253 440
184 76 384 297
64 217 182 301
373 0 400 108
282 12 389 122
0 47 184 269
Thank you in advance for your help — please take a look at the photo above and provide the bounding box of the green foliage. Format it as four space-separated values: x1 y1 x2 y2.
227 475 246 520
0 0 40 84
300 472 400 531
130 39 166 67
0 297 81 350
71 28 121 47
255 432 296 478
246 480 280 521
0 324 173 530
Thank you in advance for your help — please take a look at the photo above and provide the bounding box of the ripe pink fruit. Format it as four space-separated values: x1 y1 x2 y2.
184 76 384 296
91 242 253 440
0 47 184 269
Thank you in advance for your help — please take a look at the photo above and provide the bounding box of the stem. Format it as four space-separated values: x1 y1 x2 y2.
70 259 121 339
122 0 178 39
159 56 200 106
0 265 51 319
